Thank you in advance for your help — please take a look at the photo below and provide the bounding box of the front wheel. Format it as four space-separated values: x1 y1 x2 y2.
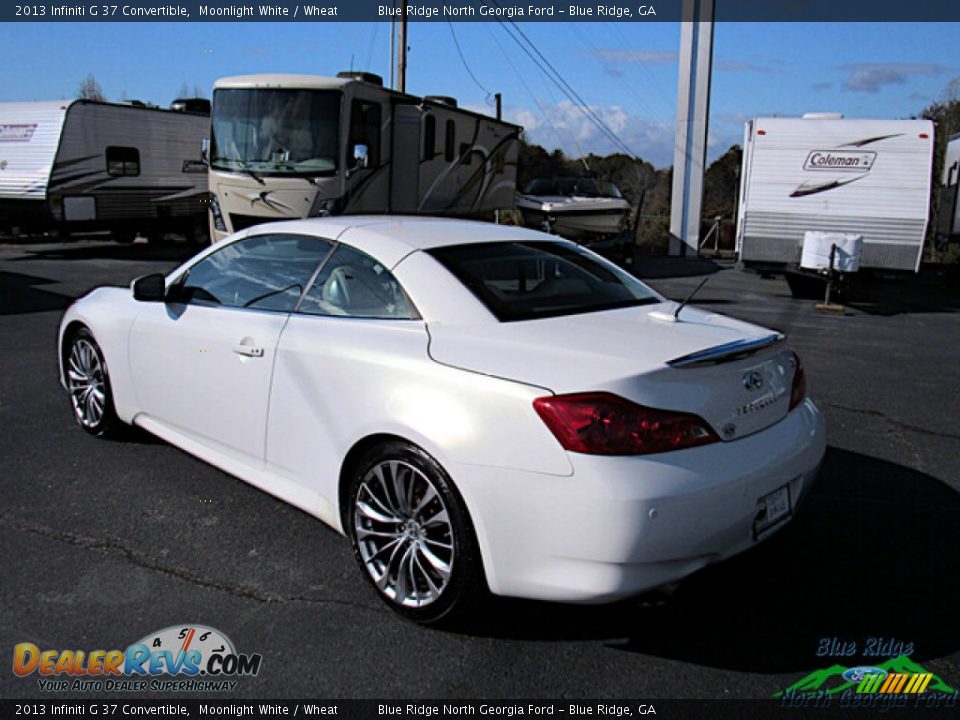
347 442 486 625
64 328 121 437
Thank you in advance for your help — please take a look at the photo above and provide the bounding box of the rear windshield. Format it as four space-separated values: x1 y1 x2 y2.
428 241 660 322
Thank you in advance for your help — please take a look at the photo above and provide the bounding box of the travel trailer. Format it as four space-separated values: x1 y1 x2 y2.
207 72 520 242
0 99 210 241
736 114 935 273
936 132 960 241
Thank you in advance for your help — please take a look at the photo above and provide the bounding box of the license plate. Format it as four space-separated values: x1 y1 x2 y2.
754 484 792 540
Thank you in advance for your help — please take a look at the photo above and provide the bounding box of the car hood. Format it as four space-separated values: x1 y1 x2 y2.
427 303 796 441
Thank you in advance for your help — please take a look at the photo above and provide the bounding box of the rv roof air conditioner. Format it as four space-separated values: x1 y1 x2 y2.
425 96 458 108
336 71 384 86
802 112 844 120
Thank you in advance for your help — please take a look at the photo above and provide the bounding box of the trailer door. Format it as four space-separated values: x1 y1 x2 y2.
390 104 421 213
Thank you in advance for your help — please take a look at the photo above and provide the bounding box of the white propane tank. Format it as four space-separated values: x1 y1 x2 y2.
800 231 863 273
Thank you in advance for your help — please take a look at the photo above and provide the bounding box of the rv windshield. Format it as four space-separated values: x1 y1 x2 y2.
211 88 341 177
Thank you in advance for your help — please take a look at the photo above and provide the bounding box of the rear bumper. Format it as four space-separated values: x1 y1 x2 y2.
454 398 826 603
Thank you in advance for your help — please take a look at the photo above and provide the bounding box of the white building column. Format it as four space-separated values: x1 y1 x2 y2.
669 0 715 256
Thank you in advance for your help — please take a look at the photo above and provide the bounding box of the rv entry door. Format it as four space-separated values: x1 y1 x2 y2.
390 104 421 213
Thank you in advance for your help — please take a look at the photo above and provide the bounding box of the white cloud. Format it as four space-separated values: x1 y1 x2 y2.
838 63 953 93
583 49 678 65
714 60 773 74
499 99 677 167
585 49 775 74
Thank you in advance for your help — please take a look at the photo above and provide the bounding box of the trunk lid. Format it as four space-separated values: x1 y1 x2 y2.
427 303 795 441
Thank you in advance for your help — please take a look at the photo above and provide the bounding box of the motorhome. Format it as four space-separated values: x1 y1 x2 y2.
0 99 210 241
736 114 935 273
207 72 520 242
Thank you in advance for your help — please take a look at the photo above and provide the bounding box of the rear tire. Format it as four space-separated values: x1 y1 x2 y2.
64 328 122 437
346 441 486 625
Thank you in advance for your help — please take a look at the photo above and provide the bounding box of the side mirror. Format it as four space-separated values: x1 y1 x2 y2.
200 138 210 166
132 273 166 302
352 144 369 169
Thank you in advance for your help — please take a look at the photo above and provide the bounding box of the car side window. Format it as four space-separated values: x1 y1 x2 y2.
178 234 334 312
298 244 418 319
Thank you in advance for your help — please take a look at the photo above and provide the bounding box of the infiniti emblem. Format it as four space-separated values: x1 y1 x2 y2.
742 370 764 391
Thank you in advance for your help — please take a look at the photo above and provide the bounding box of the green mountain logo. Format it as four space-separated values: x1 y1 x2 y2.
775 655 956 698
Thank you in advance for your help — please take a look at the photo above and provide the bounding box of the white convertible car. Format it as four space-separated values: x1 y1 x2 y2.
59 217 825 623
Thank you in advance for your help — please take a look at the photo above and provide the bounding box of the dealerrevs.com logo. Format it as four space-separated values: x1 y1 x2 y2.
13 624 262 692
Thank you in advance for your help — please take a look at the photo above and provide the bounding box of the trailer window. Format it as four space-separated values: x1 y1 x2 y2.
348 100 381 168
424 115 436 160
444 120 456 162
106 146 140 177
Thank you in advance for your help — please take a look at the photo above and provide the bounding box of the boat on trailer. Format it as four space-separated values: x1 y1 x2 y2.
515 176 631 239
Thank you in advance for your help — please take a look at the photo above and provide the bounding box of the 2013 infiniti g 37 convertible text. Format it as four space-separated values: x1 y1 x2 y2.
58 217 825 624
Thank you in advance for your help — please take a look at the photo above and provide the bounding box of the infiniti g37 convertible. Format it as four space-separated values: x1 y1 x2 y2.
59 217 825 623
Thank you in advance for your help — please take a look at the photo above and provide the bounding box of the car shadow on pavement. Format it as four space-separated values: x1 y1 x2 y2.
0 270 73 315
786 265 960 316
465 447 960 673
628 254 725 280
10 242 198 264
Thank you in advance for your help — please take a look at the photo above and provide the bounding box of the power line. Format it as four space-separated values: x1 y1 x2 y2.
448 22 492 101
494 16 638 157
483 23 581 157
364 22 379 73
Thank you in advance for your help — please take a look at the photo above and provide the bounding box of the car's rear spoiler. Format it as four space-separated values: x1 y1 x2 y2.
666 333 785 368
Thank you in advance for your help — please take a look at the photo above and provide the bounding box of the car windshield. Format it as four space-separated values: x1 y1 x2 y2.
523 178 624 199
211 88 341 176
428 241 659 322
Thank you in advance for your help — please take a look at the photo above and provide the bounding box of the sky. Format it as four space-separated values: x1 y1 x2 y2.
2 20 958 167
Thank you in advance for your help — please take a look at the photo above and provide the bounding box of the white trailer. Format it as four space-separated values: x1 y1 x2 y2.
0 99 210 241
736 114 935 272
207 72 520 243
935 133 960 241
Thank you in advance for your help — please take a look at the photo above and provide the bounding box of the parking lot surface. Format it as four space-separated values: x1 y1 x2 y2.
2 240 959 699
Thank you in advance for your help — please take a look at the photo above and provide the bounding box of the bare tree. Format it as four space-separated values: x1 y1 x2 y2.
77 73 106 102
176 82 191 99
192 84 207 99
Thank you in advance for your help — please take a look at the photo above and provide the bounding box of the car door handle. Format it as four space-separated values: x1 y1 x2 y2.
232 345 264 358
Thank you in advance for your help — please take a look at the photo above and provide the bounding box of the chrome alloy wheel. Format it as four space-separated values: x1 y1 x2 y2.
353 460 455 608
66 337 107 429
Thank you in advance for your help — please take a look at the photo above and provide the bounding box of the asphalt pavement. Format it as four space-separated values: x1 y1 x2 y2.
1 239 958 700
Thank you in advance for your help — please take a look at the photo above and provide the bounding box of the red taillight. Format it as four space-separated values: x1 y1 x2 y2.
789 351 807 410
533 392 719 456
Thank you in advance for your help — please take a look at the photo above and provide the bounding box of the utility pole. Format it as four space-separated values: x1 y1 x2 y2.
669 0 715 256
397 5 408 93
389 13 395 89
